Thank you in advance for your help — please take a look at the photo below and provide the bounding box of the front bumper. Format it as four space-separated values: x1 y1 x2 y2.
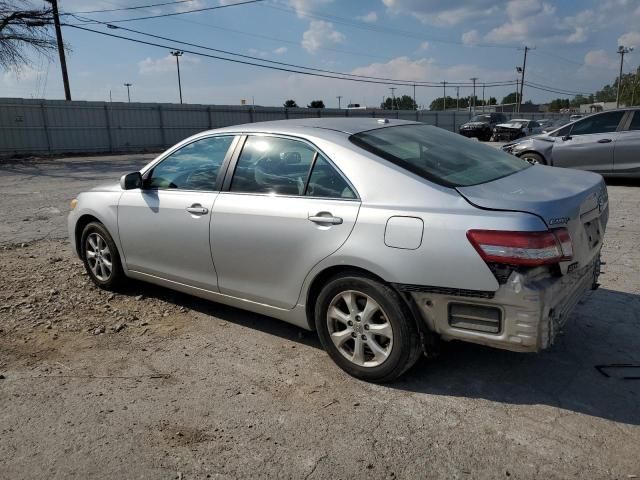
459 128 490 139
409 257 599 352
493 129 523 141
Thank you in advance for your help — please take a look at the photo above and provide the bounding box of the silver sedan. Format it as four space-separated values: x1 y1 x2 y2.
68 118 608 382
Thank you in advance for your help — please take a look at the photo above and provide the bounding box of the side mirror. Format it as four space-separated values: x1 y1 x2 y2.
120 171 143 190
561 135 572 141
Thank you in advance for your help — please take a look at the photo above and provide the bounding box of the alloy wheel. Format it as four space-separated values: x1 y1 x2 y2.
85 232 113 281
326 290 394 367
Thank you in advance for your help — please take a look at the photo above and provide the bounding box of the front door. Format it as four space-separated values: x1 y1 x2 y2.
551 111 625 173
212 135 361 309
118 135 237 290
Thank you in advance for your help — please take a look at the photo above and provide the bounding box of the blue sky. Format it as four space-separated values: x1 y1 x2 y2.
2 0 640 108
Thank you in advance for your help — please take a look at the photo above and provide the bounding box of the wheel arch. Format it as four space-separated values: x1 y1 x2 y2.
74 214 102 257
304 264 435 355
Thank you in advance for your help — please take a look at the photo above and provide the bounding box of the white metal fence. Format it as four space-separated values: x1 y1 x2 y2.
0 98 567 157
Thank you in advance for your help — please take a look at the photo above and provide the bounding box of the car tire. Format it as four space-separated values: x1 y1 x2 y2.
519 152 546 165
315 273 421 383
80 221 125 290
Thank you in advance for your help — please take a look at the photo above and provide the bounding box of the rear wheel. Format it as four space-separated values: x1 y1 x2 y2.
315 273 421 382
80 222 125 290
520 152 546 165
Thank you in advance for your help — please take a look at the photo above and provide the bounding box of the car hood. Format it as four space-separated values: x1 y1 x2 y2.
495 122 524 129
89 181 122 192
461 122 489 128
456 165 608 266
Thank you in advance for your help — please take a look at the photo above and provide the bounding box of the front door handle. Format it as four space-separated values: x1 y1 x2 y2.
597 138 612 143
186 204 208 215
308 212 343 225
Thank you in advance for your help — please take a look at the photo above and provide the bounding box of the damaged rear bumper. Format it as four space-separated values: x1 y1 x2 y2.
405 256 600 352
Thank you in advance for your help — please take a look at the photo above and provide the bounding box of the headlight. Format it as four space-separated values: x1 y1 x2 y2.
70 198 78 210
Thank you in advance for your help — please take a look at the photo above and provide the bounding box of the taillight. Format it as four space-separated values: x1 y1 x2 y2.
553 227 573 260
467 229 573 266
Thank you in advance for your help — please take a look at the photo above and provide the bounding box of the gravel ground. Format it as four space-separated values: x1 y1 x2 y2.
0 155 639 479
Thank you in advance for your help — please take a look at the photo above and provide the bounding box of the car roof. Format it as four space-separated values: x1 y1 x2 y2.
209 117 419 137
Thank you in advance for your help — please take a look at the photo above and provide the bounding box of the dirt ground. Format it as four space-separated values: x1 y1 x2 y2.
0 155 639 479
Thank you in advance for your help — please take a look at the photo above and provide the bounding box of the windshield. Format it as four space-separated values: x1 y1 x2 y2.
350 124 530 187
470 115 491 122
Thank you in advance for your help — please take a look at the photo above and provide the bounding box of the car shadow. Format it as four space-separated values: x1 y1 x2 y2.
118 281 640 426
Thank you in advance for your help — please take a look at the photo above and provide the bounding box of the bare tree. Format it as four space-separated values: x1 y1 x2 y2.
0 1 56 70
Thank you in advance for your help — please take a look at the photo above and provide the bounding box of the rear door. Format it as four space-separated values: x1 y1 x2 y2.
211 134 360 309
614 110 640 175
118 135 237 290
551 111 626 173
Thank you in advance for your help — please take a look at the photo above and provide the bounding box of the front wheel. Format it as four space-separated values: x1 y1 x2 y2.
315 273 421 382
80 221 125 290
520 152 546 165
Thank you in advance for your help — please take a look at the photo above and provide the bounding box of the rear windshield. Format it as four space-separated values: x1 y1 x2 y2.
470 115 491 122
350 124 530 187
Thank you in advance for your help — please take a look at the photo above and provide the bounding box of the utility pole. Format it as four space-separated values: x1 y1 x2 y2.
456 86 460 111
517 46 533 113
336 95 342 109
124 83 132 103
47 0 71 100
441 81 447 111
412 84 416 110
482 84 485 112
389 87 396 110
616 46 634 108
470 77 478 112
170 50 184 104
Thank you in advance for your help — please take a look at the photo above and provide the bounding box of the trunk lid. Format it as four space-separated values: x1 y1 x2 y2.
456 165 608 267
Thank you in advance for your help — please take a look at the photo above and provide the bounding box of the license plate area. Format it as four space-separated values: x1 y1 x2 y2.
583 219 601 249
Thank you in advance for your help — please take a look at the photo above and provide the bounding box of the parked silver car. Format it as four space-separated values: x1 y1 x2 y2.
502 108 640 176
68 118 608 382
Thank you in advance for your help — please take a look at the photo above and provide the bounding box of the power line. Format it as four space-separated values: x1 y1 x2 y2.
524 81 590 96
65 17 518 87
62 0 265 23
66 0 199 15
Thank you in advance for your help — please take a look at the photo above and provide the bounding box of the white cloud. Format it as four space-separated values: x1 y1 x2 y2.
288 0 334 17
461 30 480 46
138 55 200 75
357 11 378 23
618 31 640 47
273 47 288 55
419 41 430 50
301 20 345 54
483 0 593 45
382 0 498 26
583 49 617 69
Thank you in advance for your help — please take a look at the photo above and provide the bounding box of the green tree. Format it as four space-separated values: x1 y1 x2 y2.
382 94 417 110
501 92 520 104
307 100 325 108
283 99 298 108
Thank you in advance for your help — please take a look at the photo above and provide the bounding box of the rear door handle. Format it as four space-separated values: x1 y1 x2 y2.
597 138 612 143
186 204 208 215
308 212 343 225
